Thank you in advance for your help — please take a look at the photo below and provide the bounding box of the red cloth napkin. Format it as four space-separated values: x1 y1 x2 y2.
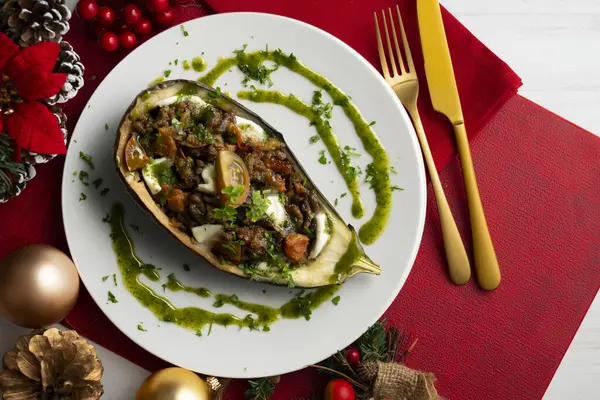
1 1 599 400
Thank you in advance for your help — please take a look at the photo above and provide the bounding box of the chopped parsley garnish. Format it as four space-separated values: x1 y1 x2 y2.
309 135 320 144
158 168 178 185
78 170 89 186
101 275 109 282
234 44 279 87
391 185 404 191
340 192 347 198
208 86 224 99
183 264 191 271
341 145 362 178
194 124 214 143
195 330 203 337
311 90 333 120
213 299 224 308
221 184 245 202
181 25 189 36
174 59 179 66
318 150 327 165
369 120 376 126
79 151 94 169
79 193 87 201
214 204 237 222
137 323 147 332
246 191 271 222
164 69 172 78
263 326 271 332
92 178 103 188
113 273 117 286
183 60 190 70
100 188 110 196
334 198 339 207
104 123 109 130
390 166 398 174
332 296 341 305
107 291 118 303
365 162 377 188
72 171 77 176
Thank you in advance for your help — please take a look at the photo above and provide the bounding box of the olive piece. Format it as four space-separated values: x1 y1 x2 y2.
124 134 149 171
215 150 250 207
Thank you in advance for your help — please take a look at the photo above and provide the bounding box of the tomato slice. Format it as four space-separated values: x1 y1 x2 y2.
215 150 250 207
124 135 149 171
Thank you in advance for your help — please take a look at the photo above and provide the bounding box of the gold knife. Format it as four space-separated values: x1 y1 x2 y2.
417 0 501 290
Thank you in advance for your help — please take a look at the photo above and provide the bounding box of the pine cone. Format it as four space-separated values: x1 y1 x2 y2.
0 328 104 399
21 104 68 164
47 40 85 104
0 0 71 47
0 132 35 203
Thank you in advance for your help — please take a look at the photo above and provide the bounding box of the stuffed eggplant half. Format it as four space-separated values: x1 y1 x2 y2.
115 80 379 288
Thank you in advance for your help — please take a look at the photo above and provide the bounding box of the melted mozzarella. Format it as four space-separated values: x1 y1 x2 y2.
141 157 170 195
265 194 287 226
191 224 223 246
309 211 331 259
236 117 267 143
196 164 216 193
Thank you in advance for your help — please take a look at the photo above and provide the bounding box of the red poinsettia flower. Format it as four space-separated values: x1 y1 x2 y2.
0 33 67 159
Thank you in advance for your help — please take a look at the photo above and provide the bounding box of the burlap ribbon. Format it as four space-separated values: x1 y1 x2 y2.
358 362 441 400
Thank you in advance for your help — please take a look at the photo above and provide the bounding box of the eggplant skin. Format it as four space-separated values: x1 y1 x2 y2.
114 79 380 288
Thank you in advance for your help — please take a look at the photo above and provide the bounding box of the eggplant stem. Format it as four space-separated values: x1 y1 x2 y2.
355 256 381 275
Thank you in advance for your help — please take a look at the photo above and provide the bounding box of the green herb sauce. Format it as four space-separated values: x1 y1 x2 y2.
199 49 392 244
238 90 364 219
109 203 339 331
191 57 207 72
163 273 211 298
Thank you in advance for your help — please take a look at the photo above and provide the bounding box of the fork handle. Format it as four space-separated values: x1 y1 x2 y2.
453 122 501 290
407 107 471 285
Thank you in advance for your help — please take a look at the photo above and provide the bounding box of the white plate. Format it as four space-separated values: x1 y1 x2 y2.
62 12 426 378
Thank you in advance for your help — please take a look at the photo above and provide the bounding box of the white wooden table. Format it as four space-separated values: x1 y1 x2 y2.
1 0 598 398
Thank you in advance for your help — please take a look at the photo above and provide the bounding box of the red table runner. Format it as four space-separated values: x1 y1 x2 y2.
1 1 599 399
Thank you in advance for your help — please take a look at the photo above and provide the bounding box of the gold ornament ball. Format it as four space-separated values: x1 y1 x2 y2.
137 368 213 400
0 244 80 328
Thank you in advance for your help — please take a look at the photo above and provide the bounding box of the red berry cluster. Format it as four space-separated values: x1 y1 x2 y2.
76 0 176 52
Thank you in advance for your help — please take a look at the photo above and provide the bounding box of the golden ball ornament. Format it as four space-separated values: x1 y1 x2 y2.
0 244 80 328
137 368 213 400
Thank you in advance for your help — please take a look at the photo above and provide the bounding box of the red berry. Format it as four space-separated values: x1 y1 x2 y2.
98 7 115 26
119 31 137 49
77 0 98 20
346 349 360 364
324 379 355 400
122 4 142 27
152 7 175 26
134 17 152 35
100 32 119 52
145 0 169 13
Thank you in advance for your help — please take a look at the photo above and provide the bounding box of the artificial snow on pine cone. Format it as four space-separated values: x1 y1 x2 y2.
47 40 84 104
0 133 36 203
21 104 68 165
0 0 71 47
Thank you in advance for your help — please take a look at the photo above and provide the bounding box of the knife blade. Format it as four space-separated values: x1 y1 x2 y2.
417 0 464 125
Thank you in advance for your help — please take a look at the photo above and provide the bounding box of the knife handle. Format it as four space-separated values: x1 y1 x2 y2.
454 123 501 290
408 108 471 285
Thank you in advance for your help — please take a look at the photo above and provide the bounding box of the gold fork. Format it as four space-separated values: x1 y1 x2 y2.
375 6 471 285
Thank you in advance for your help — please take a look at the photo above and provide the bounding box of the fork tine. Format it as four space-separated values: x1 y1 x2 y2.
374 12 391 80
387 7 406 74
396 5 415 73
381 10 398 77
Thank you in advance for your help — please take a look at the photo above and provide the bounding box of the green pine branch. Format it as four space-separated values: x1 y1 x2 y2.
245 378 276 400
